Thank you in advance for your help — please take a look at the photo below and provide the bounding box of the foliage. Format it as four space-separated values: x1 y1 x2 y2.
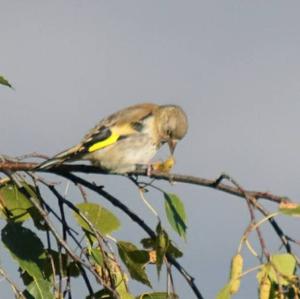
0 173 186 298
0 74 12 88
0 163 300 299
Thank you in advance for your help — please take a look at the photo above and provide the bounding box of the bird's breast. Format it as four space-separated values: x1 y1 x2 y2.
83 134 157 173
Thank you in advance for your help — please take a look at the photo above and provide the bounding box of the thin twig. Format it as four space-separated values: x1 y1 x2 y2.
48 185 120 297
26 193 120 297
54 171 204 299
0 267 26 299
214 174 270 259
138 187 159 218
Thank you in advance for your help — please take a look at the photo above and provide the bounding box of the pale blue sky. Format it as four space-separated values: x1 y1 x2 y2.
1 1 300 298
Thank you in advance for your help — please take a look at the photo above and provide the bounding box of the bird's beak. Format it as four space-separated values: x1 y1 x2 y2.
168 139 178 154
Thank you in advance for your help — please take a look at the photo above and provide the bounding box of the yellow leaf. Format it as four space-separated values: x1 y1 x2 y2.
152 156 175 173
259 274 271 299
229 254 243 294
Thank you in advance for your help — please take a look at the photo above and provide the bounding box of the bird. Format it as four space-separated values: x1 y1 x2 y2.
38 103 188 173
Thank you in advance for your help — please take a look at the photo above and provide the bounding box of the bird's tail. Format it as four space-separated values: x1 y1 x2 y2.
37 145 82 170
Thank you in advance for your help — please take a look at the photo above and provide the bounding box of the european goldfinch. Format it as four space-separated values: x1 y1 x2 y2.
38 103 188 173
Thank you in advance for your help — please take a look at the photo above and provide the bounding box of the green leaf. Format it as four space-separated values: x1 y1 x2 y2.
279 203 300 216
90 247 104 267
269 253 296 285
155 223 169 276
164 193 187 240
141 237 182 259
127 250 150 265
2 223 54 299
119 292 135 299
86 289 114 299
74 202 120 236
43 249 80 278
167 242 183 259
2 223 44 262
216 284 232 299
117 241 151 288
0 182 35 222
0 75 12 88
141 237 155 249
23 279 54 299
27 206 49 231
107 256 136 299
20 270 35 287
257 254 296 287
136 292 179 299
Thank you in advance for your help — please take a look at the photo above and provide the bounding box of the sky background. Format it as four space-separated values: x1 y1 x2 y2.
1 1 300 298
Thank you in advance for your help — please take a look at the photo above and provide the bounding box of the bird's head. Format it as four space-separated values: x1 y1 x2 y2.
156 105 188 154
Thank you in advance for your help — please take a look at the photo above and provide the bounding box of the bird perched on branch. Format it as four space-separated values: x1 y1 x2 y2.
38 103 188 173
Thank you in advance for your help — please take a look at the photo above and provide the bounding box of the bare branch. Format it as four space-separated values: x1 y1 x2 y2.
0 161 288 204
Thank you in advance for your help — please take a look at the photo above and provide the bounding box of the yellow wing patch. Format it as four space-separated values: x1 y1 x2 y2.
88 132 120 153
87 124 138 153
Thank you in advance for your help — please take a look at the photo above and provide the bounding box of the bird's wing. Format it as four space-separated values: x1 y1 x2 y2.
79 103 159 154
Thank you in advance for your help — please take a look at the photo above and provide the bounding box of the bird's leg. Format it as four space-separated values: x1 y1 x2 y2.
147 163 153 176
134 164 152 176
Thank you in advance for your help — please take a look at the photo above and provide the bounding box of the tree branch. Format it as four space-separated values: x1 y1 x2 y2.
0 161 288 204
